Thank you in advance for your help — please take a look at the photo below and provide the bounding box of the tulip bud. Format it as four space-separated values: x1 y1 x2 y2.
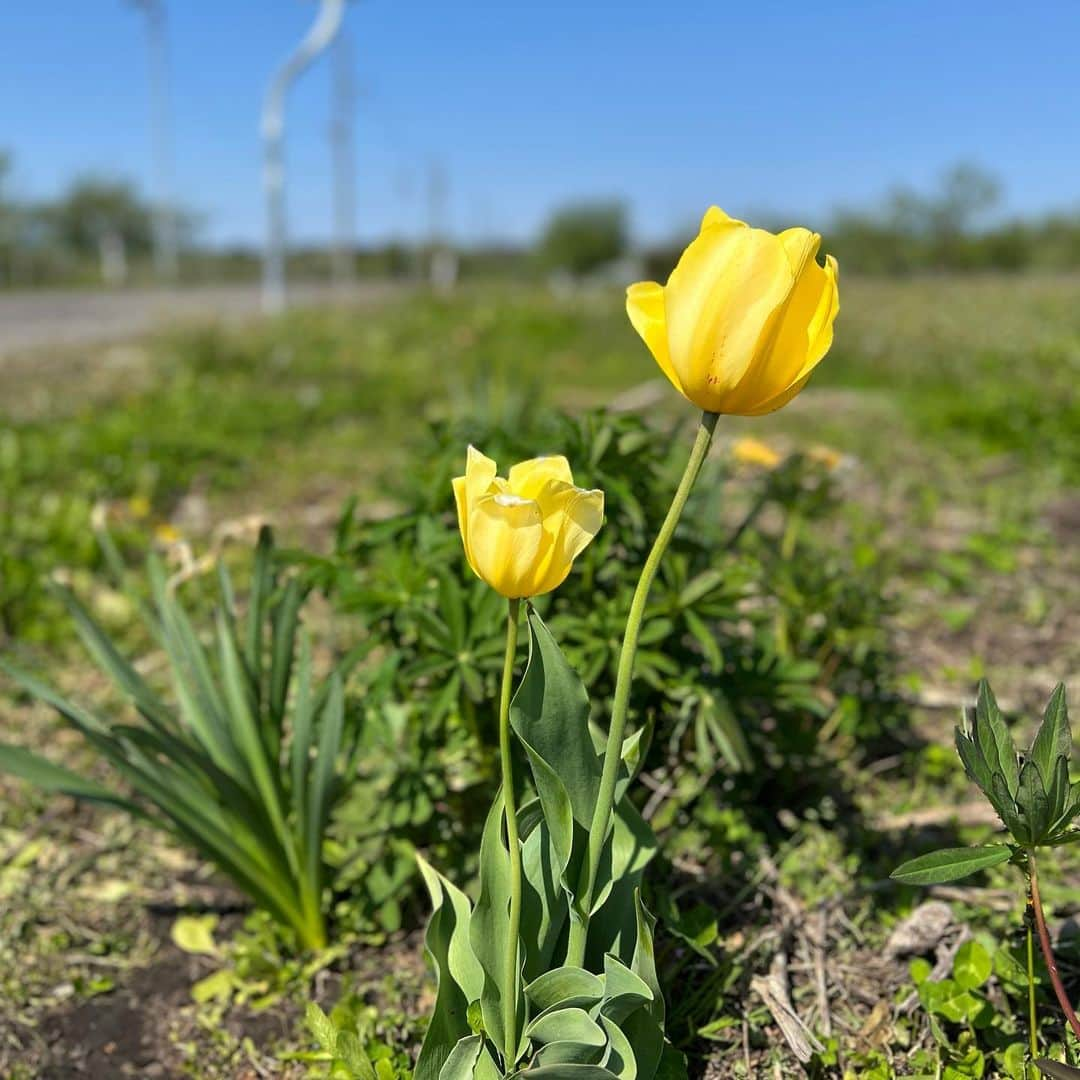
627 207 839 416
452 447 604 599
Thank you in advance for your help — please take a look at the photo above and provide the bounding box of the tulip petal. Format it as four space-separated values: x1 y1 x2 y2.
626 281 682 394
508 455 574 500
464 444 498 504
756 248 838 408
700 205 744 232
556 487 605 564
467 493 544 598
804 254 840 371
452 474 471 558
531 483 605 596
664 219 794 411
718 229 824 413
739 371 813 416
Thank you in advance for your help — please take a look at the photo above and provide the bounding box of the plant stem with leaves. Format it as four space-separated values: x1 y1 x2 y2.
567 410 718 967
1029 849 1080 1041
1029 919 1040 1062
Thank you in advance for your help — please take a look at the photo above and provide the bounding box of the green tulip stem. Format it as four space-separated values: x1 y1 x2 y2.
567 410 719 968
498 596 523 1062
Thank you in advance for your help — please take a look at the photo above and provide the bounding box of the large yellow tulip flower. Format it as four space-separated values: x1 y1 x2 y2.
627 207 839 416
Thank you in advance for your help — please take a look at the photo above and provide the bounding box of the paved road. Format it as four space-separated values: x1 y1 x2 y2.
0 282 400 355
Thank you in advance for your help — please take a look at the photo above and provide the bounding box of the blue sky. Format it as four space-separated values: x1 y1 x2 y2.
2 2 1077 246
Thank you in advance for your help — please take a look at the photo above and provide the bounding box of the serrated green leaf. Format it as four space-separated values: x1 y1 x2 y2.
1030 684 1071 794
336 1031 376 1080
890 846 1012 885
990 772 1025 840
976 680 1019 796
1048 754 1071 831
305 1002 338 1054
955 729 992 797
1018 758 1052 843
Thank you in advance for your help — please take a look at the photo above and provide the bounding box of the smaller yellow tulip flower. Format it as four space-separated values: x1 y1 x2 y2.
627 207 839 416
452 446 604 599
731 437 783 470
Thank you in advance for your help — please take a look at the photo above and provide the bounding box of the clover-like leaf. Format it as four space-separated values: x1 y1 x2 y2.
953 940 992 991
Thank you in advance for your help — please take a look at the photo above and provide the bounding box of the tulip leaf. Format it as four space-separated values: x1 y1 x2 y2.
469 791 522 1066
534 1041 606 1068
890 845 1012 885
511 608 602 885
520 810 570 982
601 953 654 1023
526 1006 607 1047
508 1067 620 1079
414 856 485 1080
587 798 657 965
598 1014 637 1079
435 1034 482 1080
525 967 605 1015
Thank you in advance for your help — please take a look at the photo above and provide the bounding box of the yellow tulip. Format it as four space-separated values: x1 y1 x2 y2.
626 207 839 416
731 436 782 470
452 446 604 599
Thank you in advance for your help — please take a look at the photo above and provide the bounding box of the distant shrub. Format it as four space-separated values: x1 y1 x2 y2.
538 200 628 275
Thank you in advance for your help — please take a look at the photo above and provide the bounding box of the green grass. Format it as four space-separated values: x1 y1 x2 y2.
1 275 1078 1078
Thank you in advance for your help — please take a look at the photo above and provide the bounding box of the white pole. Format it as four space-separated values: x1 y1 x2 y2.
261 0 347 314
330 29 357 287
130 0 178 280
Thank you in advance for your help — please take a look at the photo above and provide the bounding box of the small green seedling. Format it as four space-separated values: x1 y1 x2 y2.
892 680 1079 1068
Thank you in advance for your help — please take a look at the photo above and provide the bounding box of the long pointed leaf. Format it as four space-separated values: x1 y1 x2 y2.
245 525 274 706
0 742 142 815
304 673 344 906
270 576 304 728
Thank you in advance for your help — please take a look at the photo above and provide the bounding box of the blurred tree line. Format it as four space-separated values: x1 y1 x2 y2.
821 164 1080 274
588 165 1080 282
2 153 1078 288
0 152 200 287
